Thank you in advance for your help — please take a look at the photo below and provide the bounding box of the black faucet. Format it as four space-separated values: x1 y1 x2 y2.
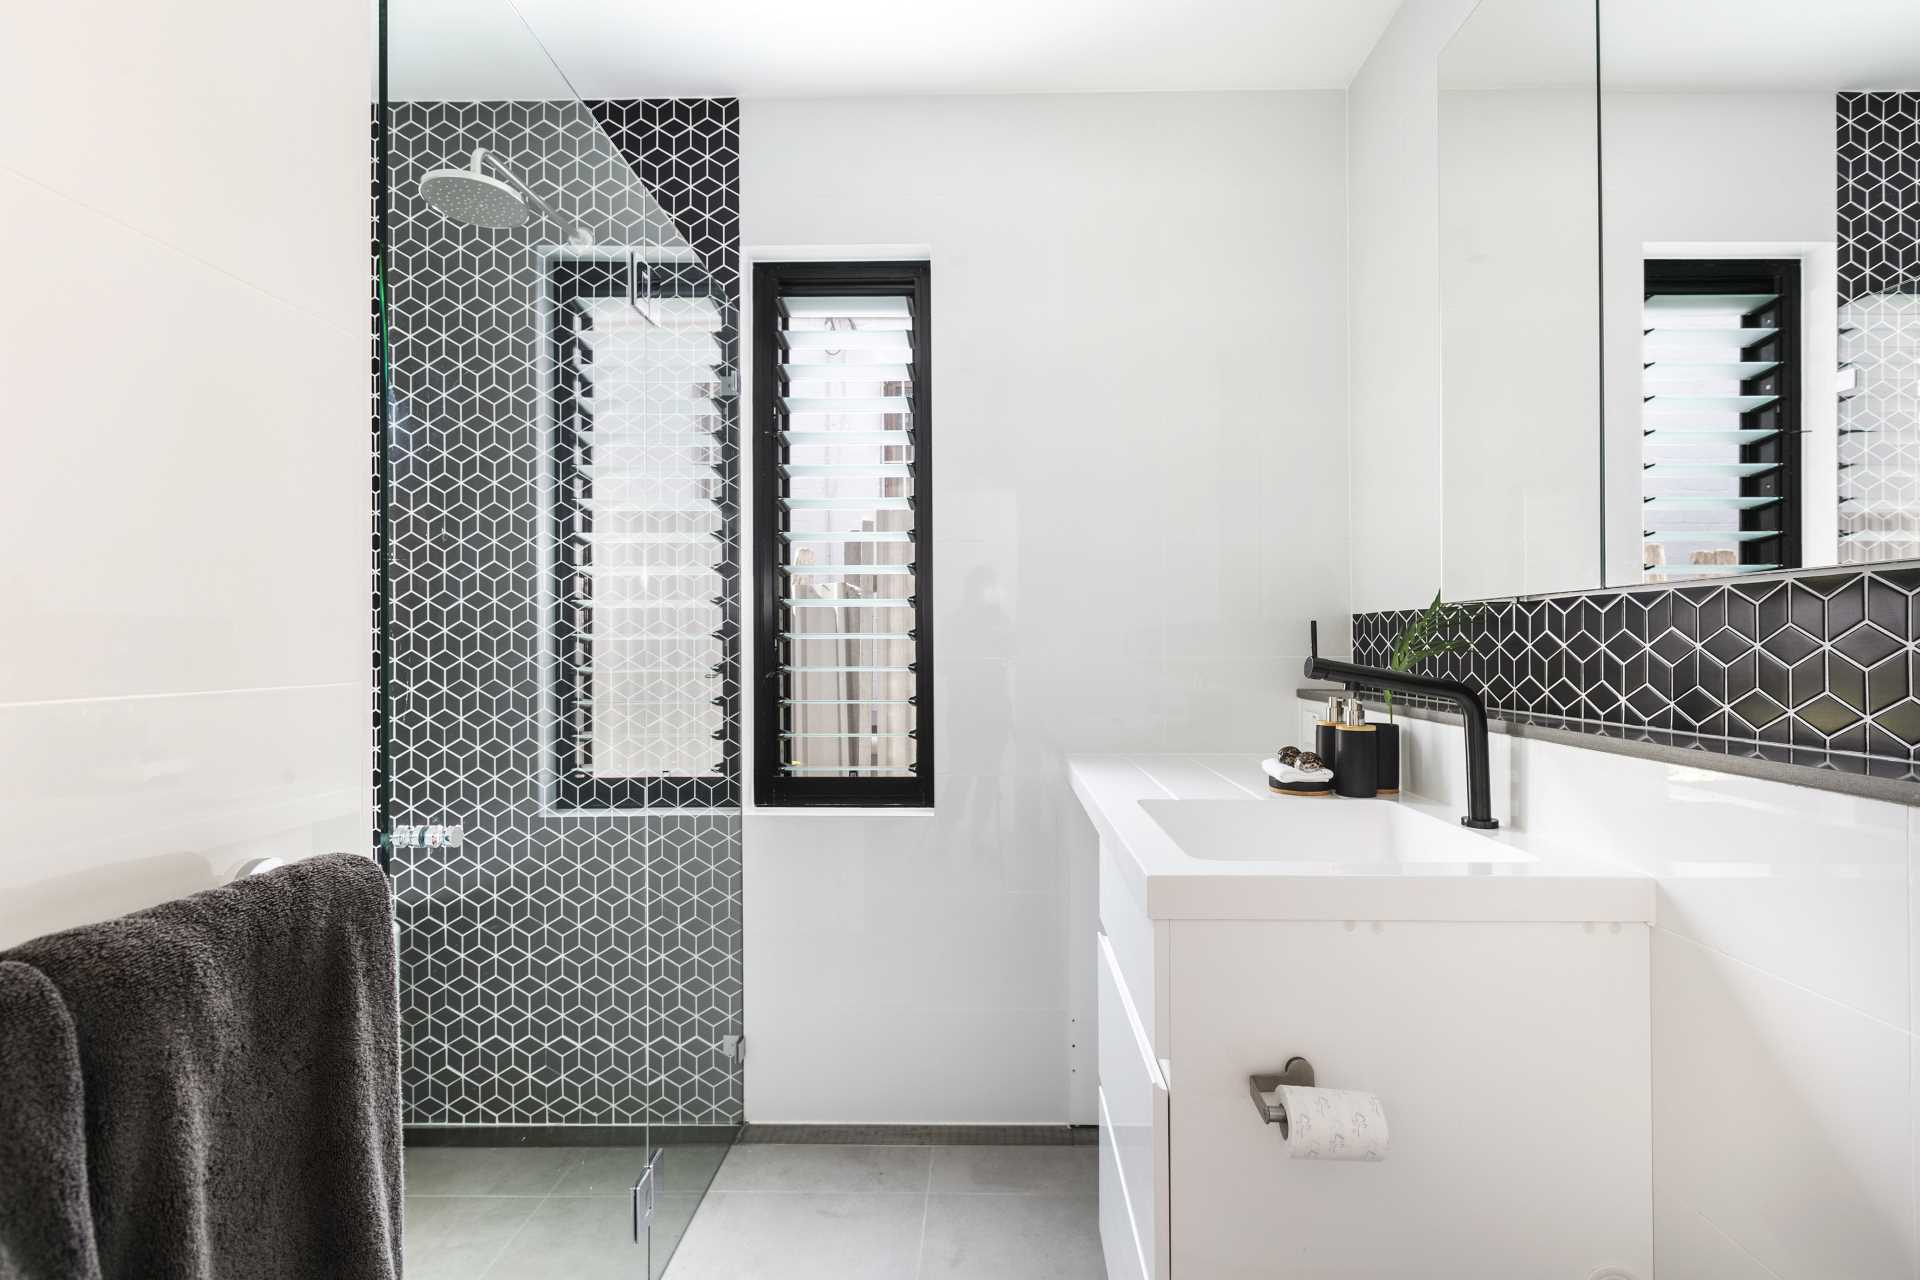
1302 621 1499 830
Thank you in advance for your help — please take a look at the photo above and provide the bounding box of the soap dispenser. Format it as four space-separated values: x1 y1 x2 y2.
1332 699 1378 799
1314 697 1343 768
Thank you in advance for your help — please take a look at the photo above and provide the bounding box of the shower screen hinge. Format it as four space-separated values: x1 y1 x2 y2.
722 1033 744 1065
631 1153 659 1242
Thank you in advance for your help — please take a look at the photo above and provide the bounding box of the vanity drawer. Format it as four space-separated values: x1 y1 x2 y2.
1098 931 1169 1278
1098 1089 1148 1280
1098 837 1157 1048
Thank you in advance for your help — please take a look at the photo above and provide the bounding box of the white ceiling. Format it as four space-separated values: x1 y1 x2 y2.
387 0 1404 101
1442 0 1920 92
1602 0 1920 92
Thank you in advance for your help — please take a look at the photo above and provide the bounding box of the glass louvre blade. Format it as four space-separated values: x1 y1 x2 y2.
780 296 912 318
781 496 914 511
780 463 913 478
1643 428 1782 444
1642 326 1779 347
1642 394 1780 414
781 530 912 543
782 597 914 608
1642 462 1782 477
1642 361 1780 379
785 698 915 705
778 328 911 352
781 397 913 414
783 564 914 576
780 431 911 447
1643 531 1781 543
1642 293 1779 314
1642 496 1783 511
781 363 912 382
1645 563 1784 576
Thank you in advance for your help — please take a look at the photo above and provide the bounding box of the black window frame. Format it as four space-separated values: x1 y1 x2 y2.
752 260 934 808
1643 258 1803 576
549 255 741 811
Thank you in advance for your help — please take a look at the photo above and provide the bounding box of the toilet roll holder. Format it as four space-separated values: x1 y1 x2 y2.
1247 1057 1316 1137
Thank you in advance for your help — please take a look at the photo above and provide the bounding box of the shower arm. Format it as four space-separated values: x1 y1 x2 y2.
469 148 558 224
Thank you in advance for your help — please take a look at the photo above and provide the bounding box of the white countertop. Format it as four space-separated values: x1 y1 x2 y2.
1069 754 1654 924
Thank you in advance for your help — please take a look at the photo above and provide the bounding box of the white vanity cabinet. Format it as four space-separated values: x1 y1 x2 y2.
1075 755 1655 1280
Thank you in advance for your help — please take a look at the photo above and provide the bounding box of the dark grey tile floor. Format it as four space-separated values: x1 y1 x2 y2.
402 1143 1104 1279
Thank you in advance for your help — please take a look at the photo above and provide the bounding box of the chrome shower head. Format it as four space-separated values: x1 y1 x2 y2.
418 149 546 230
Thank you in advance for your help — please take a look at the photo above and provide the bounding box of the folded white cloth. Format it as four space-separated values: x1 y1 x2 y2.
1263 757 1332 786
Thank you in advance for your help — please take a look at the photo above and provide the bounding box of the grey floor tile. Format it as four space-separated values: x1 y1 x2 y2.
549 1146 655 1196
403 1195 538 1280
928 1146 1097 1196
480 1194 643 1280
654 1143 733 1193
648 1192 702 1280
664 1191 926 1280
919 1194 1103 1279
708 1143 931 1194
403 1146 575 1197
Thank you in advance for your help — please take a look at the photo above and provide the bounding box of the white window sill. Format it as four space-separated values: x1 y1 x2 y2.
747 807 936 819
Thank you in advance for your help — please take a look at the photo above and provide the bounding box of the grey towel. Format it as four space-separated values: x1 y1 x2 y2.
2 854 400 1280
0 961 99 1280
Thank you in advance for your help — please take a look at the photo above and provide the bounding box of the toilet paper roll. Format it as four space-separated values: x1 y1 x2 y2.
1278 1086 1390 1161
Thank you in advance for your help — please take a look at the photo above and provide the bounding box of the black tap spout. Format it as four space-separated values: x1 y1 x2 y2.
1303 621 1499 830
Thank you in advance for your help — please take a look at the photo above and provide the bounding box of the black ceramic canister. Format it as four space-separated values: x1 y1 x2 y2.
1375 722 1400 795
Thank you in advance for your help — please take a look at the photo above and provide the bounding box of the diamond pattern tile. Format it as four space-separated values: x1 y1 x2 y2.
1838 93 1920 563
380 99 742 1126
1353 568 1920 770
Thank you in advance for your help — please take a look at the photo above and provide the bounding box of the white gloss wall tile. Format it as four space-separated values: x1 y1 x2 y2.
1912 806 1920 1037
1517 724 1910 1027
1158 658 1296 755
934 660 1017 777
0 683 369 948
1653 929 1915 1279
743 92 1352 1123
931 541 1018 661
0 173 368 703
0 0 370 328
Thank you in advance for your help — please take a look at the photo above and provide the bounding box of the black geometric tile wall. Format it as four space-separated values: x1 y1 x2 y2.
1837 93 1920 563
1353 567 1920 780
381 99 742 1126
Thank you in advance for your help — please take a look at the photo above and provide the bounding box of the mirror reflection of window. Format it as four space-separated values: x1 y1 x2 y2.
1598 4 1920 587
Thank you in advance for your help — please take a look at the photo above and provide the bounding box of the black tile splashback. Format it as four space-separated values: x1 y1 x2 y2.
1353 567 1920 773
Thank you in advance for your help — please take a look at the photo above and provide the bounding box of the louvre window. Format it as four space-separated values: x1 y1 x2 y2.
1640 259 1801 582
752 262 933 807
551 257 739 809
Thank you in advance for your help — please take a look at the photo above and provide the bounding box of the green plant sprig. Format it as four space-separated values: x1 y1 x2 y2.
1383 590 1482 721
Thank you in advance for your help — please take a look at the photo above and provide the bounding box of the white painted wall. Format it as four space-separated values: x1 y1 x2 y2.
1601 92 1838 585
1302 695 1918 1276
0 0 373 945
1346 0 1476 612
741 91 1351 1122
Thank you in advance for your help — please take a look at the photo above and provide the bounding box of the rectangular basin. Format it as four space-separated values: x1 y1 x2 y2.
1138 796 1532 866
